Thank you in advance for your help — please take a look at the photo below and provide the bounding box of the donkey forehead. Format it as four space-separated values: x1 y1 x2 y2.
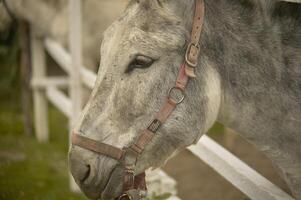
102 2 186 53
128 28 185 52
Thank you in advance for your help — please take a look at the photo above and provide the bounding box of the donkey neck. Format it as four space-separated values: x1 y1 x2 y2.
199 0 286 138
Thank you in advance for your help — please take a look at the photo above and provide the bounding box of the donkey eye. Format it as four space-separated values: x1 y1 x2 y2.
125 55 154 73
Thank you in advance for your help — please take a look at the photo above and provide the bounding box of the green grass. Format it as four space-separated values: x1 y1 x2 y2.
0 33 86 199
0 101 86 200
208 122 225 136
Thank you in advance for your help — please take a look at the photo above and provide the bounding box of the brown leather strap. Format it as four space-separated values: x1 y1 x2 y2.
121 172 147 200
129 63 189 156
156 99 177 122
176 64 189 89
191 0 205 46
72 133 124 160
131 130 155 154
129 99 177 154
185 0 205 77
134 173 147 191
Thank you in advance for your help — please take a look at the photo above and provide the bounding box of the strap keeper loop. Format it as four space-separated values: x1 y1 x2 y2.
185 42 200 68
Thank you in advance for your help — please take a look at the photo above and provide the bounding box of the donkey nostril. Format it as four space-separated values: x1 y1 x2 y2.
69 152 92 184
72 162 91 183
81 165 91 182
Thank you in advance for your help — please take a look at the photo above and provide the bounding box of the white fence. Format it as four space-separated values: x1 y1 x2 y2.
30 0 295 199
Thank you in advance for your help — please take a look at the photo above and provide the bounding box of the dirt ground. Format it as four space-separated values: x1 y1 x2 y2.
163 130 291 200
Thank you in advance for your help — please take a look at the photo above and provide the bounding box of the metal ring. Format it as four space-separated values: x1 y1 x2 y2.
168 87 185 105
118 193 133 200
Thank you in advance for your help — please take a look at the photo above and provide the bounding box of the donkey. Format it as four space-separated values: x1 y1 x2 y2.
69 0 301 199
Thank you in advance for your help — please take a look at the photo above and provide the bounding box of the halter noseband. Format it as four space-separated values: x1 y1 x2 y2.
72 0 205 199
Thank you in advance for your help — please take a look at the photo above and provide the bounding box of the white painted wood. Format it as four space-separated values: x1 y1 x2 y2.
46 87 72 118
188 135 295 200
44 38 96 89
31 29 49 142
69 0 83 192
31 77 69 89
80 67 97 89
44 38 71 74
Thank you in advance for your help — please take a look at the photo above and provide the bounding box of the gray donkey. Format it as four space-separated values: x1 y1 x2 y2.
68 0 301 199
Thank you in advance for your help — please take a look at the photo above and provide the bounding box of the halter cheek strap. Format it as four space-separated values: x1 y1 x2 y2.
72 0 205 199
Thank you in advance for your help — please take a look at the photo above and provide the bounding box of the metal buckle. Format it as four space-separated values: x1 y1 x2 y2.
168 87 185 105
185 42 200 67
147 119 162 133
118 193 133 200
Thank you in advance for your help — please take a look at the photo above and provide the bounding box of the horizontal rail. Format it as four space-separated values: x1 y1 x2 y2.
31 76 69 89
188 135 295 200
44 39 71 74
44 38 97 89
46 87 72 117
80 67 97 89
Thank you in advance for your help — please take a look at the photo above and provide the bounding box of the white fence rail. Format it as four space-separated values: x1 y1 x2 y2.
189 136 294 200
29 0 295 199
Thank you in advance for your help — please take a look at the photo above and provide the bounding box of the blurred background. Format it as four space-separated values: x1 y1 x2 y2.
0 0 290 200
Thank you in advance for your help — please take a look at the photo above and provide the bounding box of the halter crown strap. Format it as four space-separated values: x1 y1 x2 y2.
185 0 205 77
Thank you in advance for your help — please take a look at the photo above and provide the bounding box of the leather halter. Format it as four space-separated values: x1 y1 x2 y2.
72 0 205 199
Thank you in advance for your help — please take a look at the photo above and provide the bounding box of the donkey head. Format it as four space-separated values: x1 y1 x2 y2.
69 0 221 199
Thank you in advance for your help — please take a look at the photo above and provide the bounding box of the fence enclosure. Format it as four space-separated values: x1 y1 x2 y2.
30 0 295 199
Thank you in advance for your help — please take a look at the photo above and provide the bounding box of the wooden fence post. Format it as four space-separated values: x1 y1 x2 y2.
31 28 49 142
69 0 83 192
